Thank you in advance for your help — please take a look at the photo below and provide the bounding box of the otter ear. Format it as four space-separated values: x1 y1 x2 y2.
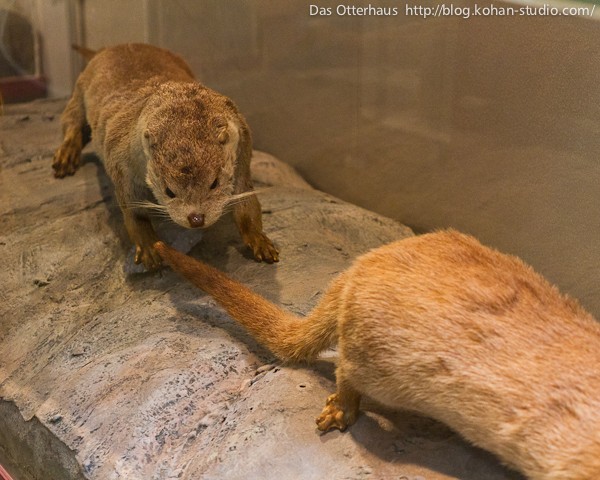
217 129 229 144
212 116 229 144
143 130 157 152
143 130 155 144
142 130 157 158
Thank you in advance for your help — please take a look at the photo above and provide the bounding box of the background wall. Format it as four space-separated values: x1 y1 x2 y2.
14 0 600 317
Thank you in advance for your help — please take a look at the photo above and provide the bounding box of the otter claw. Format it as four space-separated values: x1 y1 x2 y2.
134 244 162 271
52 142 81 178
247 232 279 263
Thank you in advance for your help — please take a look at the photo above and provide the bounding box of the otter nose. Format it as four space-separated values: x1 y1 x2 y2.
187 213 205 228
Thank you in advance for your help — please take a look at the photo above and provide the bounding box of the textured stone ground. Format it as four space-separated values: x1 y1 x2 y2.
0 99 523 480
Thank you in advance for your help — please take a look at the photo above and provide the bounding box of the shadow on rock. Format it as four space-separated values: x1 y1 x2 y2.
346 402 525 480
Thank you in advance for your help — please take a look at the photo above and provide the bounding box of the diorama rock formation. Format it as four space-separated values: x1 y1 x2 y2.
0 99 522 480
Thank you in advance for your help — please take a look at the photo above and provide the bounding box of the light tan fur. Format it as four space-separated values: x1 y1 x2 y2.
154 231 600 480
53 43 278 270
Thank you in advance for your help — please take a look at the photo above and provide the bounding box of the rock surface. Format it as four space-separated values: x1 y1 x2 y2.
0 100 523 480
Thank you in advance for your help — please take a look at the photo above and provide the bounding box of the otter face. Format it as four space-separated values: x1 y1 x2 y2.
142 91 243 229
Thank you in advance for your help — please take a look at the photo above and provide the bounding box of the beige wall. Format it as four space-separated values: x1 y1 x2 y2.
45 0 600 317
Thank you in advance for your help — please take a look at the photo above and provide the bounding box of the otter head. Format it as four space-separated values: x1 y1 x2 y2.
141 85 244 229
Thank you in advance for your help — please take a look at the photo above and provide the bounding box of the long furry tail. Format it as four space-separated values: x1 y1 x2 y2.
72 44 99 61
155 242 340 362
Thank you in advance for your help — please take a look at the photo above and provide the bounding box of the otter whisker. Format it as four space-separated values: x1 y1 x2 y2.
150 213 173 220
225 199 250 208
155 217 177 227
124 201 168 212
225 188 270 206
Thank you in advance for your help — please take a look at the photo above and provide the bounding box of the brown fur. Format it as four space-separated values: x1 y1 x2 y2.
53 43 278 270
155 231 600 480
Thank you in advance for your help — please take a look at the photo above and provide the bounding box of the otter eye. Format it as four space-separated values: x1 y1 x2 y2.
210 178 219 190
165 187 176 198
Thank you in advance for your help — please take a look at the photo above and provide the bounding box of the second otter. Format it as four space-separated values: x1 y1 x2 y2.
53 43 278 270
155 231 600 480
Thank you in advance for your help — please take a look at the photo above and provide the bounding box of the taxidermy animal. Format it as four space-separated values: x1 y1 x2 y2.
53 43 278 270
155 230 600 480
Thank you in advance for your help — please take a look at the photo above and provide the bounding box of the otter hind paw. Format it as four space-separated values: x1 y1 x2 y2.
316 394 355 432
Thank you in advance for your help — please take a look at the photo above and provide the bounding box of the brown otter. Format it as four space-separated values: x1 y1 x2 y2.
53 43 278 270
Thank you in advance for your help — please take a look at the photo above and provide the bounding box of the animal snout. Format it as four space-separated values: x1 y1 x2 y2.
187 213 205 228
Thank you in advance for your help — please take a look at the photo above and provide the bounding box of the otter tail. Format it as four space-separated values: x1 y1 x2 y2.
71 44 100 61
155 242 340 362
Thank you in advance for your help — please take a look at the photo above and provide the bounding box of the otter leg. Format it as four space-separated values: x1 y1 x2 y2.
316 370 361 432
109 160 162 272
52 85 89 178
232 136 279 263
233 195 279 263
122 209 162 272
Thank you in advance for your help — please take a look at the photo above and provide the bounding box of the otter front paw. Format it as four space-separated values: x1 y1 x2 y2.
246 232 279 263
316 394 357 432
134 244 162 271
52 142 81 178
